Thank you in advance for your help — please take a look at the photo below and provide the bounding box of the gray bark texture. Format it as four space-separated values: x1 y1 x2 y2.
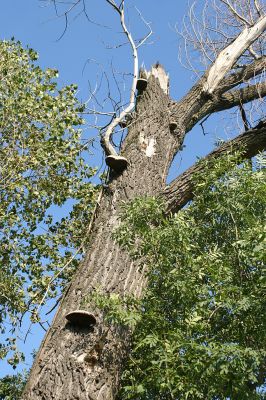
22 67 178 400
22 63 266 399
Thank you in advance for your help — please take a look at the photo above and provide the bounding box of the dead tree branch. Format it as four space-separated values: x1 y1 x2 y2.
203 15 266 94
101 1 152 156
211 81 266 112
218 56 266 93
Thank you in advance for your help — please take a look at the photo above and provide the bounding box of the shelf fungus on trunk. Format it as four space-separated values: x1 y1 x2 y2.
105 155 128 173
65 310 97 328
169 120 177 131
136 78 148 92
84 350 99 366
119 119 127 129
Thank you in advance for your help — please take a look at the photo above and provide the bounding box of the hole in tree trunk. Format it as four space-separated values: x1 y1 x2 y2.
169 121 177 131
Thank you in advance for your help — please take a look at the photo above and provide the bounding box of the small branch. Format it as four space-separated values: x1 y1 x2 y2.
239 103 250 131
135 7 153 49
220 0 251 26
163 123 266 214
248 45 260 60
45 296 62 316
254 0 263 17
199 114 211 135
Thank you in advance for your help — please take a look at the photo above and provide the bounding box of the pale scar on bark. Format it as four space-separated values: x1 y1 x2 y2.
139 131 156 157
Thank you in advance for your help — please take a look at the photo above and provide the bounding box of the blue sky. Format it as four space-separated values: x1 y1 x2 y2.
0 0 231 376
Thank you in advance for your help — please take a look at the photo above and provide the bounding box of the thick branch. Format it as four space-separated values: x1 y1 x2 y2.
218 56 266 93
211 81 266 113
163 123 266 214
172 80 266 138
170 19 265 140
203 15 266 94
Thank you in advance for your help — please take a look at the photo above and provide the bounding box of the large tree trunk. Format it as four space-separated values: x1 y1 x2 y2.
22 60 266 399
22 67 179 400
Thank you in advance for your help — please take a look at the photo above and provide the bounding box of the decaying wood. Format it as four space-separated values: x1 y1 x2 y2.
203 15 266 94
101 1 152 158
22 66 178 400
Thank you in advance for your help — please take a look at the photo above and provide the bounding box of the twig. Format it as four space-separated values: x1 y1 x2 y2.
199 114 211 135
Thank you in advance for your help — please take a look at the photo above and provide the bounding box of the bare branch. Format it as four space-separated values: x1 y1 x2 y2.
106 0 121 13
218 56 266 93
178 0 266 75
163 122 266 214
135 7 152 49
204 15 266 94
239 103 250 131
254 0 263 17
101 2 152 156
212 81 266 112
220 0 251 26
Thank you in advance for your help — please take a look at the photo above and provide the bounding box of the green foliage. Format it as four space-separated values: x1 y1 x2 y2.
88 290 142 330
0 372 27 400
0 40 97 368
113 154 266 399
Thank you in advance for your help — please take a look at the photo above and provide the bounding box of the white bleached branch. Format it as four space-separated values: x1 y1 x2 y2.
101 1 152 156
204 15 266 94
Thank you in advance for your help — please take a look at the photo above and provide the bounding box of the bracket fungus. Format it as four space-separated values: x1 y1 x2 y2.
105 155 128 173
119 119 127 129
169 121 178 131
65 310 97 328
84 351 98 366
136 78 148 91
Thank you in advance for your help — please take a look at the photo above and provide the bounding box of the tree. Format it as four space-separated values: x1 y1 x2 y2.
0 372 28 400
22 0 266 399
0 39 96 372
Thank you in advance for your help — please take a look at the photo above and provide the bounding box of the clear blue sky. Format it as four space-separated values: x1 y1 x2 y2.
0 0 227 377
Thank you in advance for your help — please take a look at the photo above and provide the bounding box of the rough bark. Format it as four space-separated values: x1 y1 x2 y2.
218 56 266 93
22 67 179 400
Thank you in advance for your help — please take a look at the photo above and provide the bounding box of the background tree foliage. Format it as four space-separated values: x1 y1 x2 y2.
0 40 97 370
95 153 265 399
0 372 27 400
